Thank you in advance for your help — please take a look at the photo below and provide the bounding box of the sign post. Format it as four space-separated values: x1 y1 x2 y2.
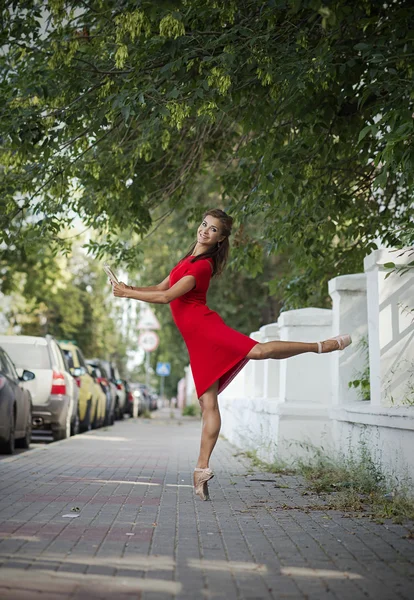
138 331 159 388
156 362 171 400
145 351 150 388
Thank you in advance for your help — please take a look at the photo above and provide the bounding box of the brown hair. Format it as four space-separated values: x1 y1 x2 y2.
184 209 233 276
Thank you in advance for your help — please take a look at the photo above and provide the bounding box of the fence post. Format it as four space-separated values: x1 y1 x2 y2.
328 274 367 405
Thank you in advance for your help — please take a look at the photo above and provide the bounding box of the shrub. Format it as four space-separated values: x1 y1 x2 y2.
182 404 199 417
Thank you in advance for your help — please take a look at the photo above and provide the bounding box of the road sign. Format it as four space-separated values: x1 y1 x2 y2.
156 362 171 376
138 307 160 330
138 330 159 352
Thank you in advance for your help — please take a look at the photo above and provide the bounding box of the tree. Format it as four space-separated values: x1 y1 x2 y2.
0 239 129 373
1 0 413 307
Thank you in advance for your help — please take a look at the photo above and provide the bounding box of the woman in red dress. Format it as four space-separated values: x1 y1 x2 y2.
113 209 351 500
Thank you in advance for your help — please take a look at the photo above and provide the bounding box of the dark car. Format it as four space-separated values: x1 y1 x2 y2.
86 359 116 426
0 346 34 454
135 383 153 413
139 384 158 411
89 358 126 420
123 380 139 418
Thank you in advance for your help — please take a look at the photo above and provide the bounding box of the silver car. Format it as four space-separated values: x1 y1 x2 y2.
0 334 79 441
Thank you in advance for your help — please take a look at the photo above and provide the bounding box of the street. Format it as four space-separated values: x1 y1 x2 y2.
0 409 413 600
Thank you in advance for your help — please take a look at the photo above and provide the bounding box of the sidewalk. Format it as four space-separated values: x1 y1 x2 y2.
0 408 413 600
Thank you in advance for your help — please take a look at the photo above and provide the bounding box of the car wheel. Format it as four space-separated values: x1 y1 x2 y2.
114 400 120 420
0 408 15 455
53 407 71 442
91 404 99 429
79 399 92 433
16 407 32 450
71 411 80 436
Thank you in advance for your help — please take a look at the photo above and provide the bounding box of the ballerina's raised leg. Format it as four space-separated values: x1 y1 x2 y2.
246 333 352 361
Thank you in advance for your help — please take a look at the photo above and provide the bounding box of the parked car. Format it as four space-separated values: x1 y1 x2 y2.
0 335 79 442
0 346 34 454
150 391 159 411
123 380 139 418
58 341 97 433
89 358 126 420
137 383 157 411
127 383 144 416
135 383 152 414
86 365 106 428
86 359 116 426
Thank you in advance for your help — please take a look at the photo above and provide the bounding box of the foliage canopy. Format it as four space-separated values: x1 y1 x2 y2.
1 0 413 306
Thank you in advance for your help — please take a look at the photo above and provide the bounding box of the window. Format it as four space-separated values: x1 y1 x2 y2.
99 364 109 379
50 340 65 371
62 349 74 370
0 350 11 377
1 351 18 380
59 347 70 372
76 349 87 369
0 340 50 369
100 360 111 378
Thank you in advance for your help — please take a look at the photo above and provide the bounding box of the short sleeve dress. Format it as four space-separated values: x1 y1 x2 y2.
169 255 258 398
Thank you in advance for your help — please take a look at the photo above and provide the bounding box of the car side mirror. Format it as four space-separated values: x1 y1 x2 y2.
20 370 35 382
71 367 83 377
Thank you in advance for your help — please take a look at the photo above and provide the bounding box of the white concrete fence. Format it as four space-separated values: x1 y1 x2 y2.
187 248 414 483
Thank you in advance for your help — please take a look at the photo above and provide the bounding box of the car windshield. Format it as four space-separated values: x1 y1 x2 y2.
0 341 50 369
97 365 109 378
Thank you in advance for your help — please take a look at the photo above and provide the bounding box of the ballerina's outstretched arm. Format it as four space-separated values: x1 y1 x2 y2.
112 275 197 304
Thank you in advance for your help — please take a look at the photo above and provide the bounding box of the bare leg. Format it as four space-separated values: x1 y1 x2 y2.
196 381 220 469
247 338 341 360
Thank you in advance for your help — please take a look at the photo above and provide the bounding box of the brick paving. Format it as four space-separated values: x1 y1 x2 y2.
0 408 413 599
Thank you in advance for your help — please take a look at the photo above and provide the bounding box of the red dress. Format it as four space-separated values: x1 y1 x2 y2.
169 255 258 398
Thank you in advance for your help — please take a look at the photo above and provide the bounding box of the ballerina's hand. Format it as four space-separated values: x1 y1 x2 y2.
112 282 130 298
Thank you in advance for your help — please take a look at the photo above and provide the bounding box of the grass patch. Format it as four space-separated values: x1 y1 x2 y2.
140 409 152 419
243 450 296 475
240 444 414 523
297 445 414 523
182 404 200 417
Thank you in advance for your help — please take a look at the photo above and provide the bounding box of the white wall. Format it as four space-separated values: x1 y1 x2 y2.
215 248 414 483
220 309 334 463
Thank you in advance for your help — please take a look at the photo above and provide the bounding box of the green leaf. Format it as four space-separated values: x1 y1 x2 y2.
354 42 370 51
358 125 372 143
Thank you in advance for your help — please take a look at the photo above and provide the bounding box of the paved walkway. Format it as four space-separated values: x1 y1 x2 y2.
0 408 413 599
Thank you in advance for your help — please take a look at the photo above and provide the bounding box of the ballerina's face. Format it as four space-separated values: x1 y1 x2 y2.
197 215 225 248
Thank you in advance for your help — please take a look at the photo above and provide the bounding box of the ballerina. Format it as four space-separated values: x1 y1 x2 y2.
112 208 351 500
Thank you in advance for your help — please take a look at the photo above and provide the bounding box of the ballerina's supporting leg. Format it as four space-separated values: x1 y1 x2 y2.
194 381 220 500
196 380 220 469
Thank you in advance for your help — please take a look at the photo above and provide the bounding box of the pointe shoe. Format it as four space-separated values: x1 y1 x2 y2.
317 334 352 354
194 467 214 501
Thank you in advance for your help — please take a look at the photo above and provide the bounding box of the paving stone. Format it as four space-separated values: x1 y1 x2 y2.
0 408 413 600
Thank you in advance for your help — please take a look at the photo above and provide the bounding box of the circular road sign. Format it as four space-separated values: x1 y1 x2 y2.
138 330 159 352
